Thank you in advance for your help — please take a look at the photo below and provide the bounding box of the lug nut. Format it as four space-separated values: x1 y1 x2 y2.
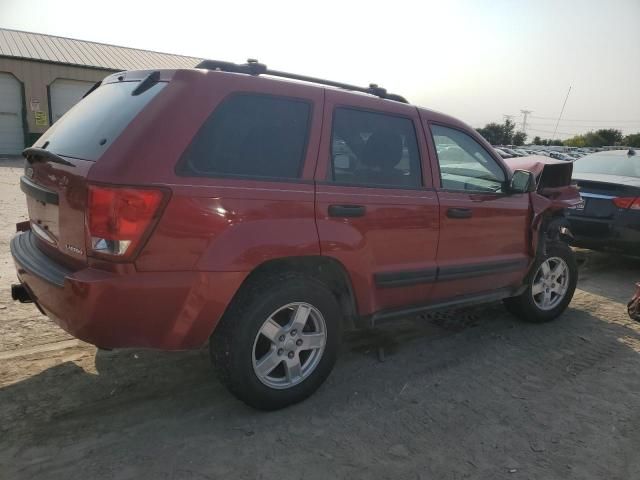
296 339 303 346
290 329 297 336
279 335 285 342
288 351 295 359
277 348 284 356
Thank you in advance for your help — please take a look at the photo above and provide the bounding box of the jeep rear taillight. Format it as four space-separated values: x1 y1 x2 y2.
612 197 640 210
86 185 166 259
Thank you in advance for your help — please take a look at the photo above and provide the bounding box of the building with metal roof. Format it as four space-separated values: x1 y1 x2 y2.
0 28 202 154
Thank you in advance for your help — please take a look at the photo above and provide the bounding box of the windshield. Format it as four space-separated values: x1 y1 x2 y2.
573 154 640 177
34 80 166 161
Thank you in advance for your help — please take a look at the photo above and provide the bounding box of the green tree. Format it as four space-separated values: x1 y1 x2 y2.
564 135 587 147
476 123 505 145
533 136 542 145
583 131 606 147
503 119 515 144
512 131 527 146
476 119 516 145
624 133 640 147
595 128 623 146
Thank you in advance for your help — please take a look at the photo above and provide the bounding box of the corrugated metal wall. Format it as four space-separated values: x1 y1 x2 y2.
0 57 112 142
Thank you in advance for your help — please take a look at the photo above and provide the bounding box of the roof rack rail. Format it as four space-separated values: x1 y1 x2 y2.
195 58 409 104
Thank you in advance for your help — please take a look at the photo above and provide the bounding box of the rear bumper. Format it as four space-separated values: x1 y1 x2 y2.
11 231 247 350
567 215 640 253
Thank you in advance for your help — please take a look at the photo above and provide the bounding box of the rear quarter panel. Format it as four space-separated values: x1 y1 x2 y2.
87 70 324 272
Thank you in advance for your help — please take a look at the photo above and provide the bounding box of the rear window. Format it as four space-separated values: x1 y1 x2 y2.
177 94 311 180
573 154 640 177
34 80 165 161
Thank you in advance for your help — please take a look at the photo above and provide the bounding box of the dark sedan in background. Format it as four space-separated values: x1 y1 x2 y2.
567 149 640 254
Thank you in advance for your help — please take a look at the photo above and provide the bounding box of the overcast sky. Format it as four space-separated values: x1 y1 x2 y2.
2 0 639 137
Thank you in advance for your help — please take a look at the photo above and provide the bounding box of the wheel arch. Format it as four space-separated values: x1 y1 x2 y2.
537 211 574 258
229 255 359 331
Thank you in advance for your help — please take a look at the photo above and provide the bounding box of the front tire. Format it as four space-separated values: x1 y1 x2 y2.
504 243 577 323
210 273 341 410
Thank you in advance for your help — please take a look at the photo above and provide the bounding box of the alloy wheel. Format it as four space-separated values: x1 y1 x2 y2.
252 302 327 390
531 256 570 311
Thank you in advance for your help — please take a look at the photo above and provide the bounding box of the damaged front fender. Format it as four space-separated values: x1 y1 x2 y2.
507 156 582 257
530 184 582 256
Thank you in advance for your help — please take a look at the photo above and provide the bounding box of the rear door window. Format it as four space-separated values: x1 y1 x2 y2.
35 80 166 161
178 94 311 180
330 108 422 188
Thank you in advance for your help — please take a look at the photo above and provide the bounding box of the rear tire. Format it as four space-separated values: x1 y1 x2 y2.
504 243 577 323
210 273 341 410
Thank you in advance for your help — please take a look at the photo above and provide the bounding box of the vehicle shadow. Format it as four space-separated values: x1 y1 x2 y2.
2 304 640 479
0 304 501 440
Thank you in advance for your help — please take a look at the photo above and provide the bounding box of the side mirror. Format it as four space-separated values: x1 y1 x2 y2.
509 169 536 193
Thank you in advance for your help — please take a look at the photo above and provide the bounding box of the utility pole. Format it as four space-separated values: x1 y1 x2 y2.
503 114 515 123
520 109 532 134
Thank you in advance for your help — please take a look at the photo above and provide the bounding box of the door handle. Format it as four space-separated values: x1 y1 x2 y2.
447 207 472 219
328 204 366 218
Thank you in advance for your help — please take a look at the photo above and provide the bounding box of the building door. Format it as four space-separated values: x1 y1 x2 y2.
49 79 94 123
0 72 24 155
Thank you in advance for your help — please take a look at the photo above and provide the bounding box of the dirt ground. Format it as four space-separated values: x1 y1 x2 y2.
1 157 640 480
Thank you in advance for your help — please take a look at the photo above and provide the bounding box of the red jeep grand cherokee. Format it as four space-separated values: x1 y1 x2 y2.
11 60 581 409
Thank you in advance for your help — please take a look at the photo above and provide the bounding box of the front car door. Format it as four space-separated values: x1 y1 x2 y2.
421 114 531 300
315 91 439 317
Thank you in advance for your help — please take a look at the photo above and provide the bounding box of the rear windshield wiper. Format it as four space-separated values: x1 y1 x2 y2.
22 147 75 167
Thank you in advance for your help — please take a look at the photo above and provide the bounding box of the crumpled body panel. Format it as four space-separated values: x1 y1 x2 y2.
509 156 582 256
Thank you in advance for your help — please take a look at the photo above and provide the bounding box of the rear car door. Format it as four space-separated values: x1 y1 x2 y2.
423 121 530 300
315 90 439 316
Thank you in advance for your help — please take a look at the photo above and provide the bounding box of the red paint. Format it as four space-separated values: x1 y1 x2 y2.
12 67 580 350
16 262 246 349
314 90 439 314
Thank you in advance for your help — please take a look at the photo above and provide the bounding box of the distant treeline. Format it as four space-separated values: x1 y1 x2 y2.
476 119 640 148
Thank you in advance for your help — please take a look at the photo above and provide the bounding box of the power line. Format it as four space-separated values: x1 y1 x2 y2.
530 115 640 123
528 127 577 136
528 121 640 129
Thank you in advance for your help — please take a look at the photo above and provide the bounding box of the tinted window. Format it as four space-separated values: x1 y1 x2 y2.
35 81 165 161
573 154 640 177
330 108 422 187
431 125 506 192
179 94 311 179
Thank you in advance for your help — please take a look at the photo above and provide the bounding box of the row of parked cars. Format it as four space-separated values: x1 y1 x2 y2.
493 146 592 161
